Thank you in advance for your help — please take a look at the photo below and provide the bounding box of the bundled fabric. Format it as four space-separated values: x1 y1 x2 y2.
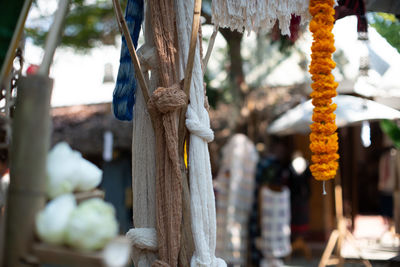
113 0 144 121
259 186 291 259
211 0 311 36
175 0 226 266
148 0 184 266
215 134 259 265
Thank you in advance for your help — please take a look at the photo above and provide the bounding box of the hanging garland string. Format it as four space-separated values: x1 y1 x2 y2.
309 0 339 181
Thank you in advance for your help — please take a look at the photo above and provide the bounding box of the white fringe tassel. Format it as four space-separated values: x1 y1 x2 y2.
211 0 311 36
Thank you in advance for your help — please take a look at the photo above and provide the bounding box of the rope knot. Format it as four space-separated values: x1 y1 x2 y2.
126 228 158 251
126 228 158 267
148 83 187 114
186 106 214 143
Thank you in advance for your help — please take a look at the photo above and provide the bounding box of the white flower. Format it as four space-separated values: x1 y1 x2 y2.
46 142 102 198
75 158 103 191
65 198 118 251
35 194 76 245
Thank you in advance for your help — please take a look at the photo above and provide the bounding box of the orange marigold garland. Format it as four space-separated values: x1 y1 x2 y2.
309 0 339 181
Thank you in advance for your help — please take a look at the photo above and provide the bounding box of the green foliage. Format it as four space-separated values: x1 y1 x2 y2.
370 13 400 53
26 0 125 50
380 119 400 149
0 0 26 71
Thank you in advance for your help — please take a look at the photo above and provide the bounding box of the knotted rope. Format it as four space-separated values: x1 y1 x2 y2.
175 1 227 266
148 85 187 267
126 228 158 267
148 1 184 266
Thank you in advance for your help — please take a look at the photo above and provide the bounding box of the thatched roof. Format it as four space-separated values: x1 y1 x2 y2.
50 84 304 158
51 103 132 155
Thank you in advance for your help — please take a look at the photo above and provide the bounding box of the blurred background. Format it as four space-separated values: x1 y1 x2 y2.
1 0 400 266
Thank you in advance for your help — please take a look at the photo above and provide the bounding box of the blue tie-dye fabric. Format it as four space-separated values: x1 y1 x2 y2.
112 0 144 121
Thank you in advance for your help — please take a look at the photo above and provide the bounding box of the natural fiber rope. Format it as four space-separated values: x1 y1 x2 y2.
149 1 184 266
126 228 158 267
148 85 186 267
175 1 226 266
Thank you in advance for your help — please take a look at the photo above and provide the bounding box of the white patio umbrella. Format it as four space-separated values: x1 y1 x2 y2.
267 95 400 136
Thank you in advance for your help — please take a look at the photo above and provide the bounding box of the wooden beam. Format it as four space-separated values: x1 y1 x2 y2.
31 237 131 267
31 243 104 267
74 189 105 204
318 229 339 267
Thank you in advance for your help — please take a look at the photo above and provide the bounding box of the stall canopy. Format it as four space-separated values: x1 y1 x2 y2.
267 95 400 136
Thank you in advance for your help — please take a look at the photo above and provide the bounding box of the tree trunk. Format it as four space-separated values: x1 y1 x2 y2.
220 29 244 128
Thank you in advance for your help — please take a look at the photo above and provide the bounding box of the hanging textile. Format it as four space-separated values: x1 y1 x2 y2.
211 0 311 36
113 0 144 121
175 1 226 266
127 4 158 267
148 0 184 266
259 186 291 260
215 134 259 265
335 0 368 33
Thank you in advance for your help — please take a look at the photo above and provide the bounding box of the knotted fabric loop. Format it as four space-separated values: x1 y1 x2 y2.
126 228 158 267
186 105 214 143
126 228 158 251
148 84 187 114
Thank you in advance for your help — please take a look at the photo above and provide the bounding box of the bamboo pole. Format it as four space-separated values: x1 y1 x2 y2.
4 74 53 267
38 0 70 76
178 0 202 152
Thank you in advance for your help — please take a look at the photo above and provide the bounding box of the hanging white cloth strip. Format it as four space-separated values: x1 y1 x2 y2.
211 0 311 36
175 0 226 266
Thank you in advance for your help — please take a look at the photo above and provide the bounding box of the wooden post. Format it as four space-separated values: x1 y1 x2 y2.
4 74 52 267
334 184 345 267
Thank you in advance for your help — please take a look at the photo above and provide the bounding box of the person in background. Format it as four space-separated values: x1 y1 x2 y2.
248 137 292 267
